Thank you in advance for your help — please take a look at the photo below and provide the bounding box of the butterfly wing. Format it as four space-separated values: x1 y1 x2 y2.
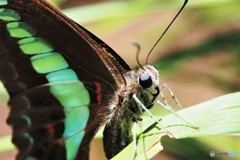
0 0 130 159
1 0 130 94
8 82 113 160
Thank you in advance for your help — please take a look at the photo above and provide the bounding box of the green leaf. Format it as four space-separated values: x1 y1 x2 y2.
0 135 14 152
112 92 240 160
0 82 9 107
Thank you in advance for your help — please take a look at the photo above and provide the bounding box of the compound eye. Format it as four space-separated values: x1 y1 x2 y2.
139 72 153 88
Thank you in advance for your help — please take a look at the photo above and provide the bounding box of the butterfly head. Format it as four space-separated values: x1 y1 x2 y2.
123 64 160 110
138 65 160 101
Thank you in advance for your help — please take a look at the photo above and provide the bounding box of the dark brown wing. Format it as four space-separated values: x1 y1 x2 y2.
1 0 130 96
0 0 131 159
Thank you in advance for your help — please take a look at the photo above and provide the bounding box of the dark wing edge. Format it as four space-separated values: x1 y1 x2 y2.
34 0 131 87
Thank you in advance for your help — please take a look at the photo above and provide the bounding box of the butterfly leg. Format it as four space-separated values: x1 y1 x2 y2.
131 121 152 160
156 100 195 127
132 121 138 160
159 83 182 109
132 94 167 159
158 83 197 128
133 94 161 124
133 93 196 129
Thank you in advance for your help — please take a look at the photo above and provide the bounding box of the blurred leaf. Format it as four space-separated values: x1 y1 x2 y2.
0 135 14 152
61 0 186 25
48 0 65 7
0 82 9 107
155 30 240 75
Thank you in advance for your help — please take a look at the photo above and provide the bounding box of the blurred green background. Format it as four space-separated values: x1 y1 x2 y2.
0 0 239 160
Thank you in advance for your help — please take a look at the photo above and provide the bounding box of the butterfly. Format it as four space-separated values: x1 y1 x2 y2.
0 0 187 159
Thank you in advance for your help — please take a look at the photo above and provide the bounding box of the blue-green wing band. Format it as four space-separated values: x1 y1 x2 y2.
7 82 111 160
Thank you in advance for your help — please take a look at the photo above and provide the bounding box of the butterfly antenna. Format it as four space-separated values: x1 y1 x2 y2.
146 0 188 64
132 42 144 70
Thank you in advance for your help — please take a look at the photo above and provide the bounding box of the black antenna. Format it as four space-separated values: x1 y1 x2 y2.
132 42 144 70
146 0 188 64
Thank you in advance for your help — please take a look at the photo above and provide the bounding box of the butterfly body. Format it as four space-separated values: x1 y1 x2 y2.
0 0 160 159
104 65 159 158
